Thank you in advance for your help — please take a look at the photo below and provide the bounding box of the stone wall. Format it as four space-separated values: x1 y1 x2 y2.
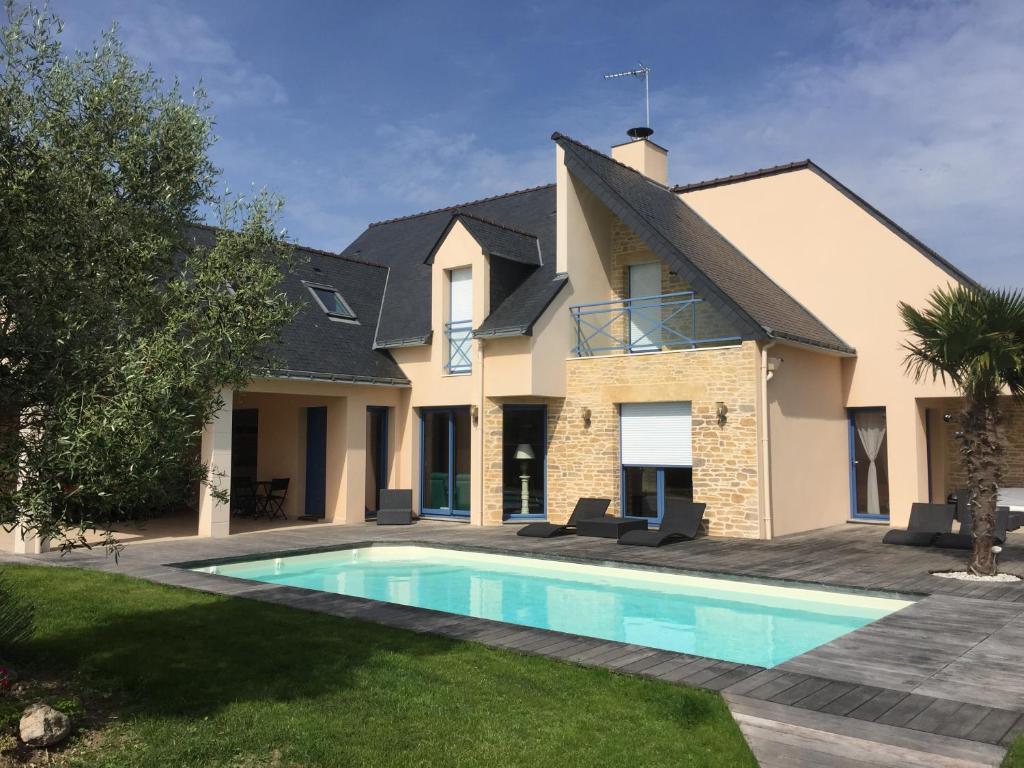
942 398 1024 495
549 342 763 538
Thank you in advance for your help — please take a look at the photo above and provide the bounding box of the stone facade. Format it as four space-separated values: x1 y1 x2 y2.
549 342 763 538
942 398 1024 495
477 222 762 537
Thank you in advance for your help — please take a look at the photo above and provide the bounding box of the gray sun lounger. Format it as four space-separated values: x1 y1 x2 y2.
882 502 955 546
618 499 706 547
516 498 610 538
934 504 1009 549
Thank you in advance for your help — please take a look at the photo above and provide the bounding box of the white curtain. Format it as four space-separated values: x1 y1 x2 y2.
855 412 887 516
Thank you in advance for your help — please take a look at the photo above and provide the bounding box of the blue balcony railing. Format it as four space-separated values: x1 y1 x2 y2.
570 291 742 357
445 320 473 373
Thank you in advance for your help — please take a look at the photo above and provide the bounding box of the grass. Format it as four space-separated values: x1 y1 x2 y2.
0 565 756 767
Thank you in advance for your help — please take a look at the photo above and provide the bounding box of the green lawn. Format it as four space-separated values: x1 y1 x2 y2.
1 565 755 767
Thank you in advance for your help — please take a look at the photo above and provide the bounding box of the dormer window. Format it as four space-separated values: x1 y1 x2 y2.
304 282 356 321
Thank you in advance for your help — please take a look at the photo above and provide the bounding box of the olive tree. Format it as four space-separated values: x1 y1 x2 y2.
0 3 297 550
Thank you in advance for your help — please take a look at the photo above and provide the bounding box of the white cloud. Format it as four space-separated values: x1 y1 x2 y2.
60 1 287 107
656 0 1024 286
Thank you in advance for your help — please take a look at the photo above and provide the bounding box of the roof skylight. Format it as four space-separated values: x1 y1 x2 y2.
305 282 356 320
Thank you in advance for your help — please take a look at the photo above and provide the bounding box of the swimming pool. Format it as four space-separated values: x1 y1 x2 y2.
194 545 912 667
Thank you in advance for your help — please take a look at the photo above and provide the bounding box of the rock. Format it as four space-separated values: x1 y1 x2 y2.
19 703 71 748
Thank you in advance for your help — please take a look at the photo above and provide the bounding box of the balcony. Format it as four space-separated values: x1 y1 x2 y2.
445 320 473 374
570 291 742 357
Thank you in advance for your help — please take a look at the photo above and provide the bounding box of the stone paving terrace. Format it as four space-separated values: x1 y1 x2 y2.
4 521 1024 766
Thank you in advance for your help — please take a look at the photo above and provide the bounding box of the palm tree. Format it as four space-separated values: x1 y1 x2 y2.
900 285 1024 576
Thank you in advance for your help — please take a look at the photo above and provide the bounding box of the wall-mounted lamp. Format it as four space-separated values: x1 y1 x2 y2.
716 402 729 427
581 407 592 429
766 356 784 381
470 405 479 426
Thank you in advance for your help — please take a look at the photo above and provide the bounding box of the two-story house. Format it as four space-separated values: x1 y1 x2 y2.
7 130 1021 554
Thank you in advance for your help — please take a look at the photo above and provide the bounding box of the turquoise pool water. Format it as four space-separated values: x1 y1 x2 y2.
195 545 912 667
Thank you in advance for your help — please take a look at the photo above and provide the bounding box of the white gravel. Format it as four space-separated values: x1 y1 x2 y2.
931 570 1021 582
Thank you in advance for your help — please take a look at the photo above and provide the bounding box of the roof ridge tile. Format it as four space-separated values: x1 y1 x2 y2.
366 183 555 228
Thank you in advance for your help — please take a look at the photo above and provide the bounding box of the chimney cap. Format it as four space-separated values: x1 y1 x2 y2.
627 126 654 140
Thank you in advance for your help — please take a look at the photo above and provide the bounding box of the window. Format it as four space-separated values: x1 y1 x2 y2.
304 282 356 320
620 402 693 525
446 267 472 374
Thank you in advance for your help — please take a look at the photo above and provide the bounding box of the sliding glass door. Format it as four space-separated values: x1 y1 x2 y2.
421 407 471 518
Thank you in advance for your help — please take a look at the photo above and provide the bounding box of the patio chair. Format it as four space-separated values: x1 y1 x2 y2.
516 498 610 538
956 487 1024 532
618 499 706 547
377 489 414 526
256 478 290 520
934 504 1009 549
230 476 258 518
881 502 955 546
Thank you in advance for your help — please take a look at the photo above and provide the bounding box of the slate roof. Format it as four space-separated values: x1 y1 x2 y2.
339 185 562 347
673 160 977 288
553 133 855 354
187 226 409 384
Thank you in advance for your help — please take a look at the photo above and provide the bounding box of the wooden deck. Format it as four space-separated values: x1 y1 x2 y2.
5 521 1024 766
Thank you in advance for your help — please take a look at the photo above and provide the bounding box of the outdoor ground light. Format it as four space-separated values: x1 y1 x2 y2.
514 443 536 516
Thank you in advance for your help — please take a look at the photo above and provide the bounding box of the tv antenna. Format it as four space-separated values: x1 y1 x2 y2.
604 64 652 133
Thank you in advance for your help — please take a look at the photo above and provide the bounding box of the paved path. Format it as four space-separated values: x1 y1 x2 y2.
4 521 1023 766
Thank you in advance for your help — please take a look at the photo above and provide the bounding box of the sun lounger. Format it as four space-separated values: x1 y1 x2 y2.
516 498 610 538
881 503 954 546
618 500 706 547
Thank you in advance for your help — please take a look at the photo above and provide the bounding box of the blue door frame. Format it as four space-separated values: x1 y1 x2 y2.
419 407 471 519
621 466 674 526
503 404 547 521
366 406 389 519
848 407 889 521
304 406 327 519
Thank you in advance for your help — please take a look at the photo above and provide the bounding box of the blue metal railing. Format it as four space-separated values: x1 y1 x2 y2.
570 291 742 357
445 320 473 373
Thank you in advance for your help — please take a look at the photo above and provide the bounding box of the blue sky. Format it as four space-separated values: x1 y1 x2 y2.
53 0 1024 286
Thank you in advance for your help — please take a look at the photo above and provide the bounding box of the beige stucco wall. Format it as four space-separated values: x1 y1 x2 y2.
234 379 407 525
553 342 763 537
766 344 850 536
682 169 965 527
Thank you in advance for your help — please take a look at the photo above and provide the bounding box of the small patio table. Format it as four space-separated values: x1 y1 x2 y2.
576 517 648 539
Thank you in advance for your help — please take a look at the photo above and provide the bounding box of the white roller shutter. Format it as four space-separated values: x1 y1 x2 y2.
620 402 692 467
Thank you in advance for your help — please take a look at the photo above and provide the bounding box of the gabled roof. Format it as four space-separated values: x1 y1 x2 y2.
339 185 561 347
553 133 855 355
187 226 409 385
673 160 977 288
430 212 542 267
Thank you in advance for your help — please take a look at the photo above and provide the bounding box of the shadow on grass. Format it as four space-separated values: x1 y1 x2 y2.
5 570 460 719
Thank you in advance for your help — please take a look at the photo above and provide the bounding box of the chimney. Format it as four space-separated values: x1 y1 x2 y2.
610 127 668 185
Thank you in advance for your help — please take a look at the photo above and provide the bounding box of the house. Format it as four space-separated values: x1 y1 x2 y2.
7 129 1021 553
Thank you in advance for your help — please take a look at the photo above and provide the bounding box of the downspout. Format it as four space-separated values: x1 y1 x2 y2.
759 340 778 540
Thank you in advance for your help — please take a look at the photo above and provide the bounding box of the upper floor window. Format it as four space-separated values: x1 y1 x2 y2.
304 282 357 321
446 267 472 374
